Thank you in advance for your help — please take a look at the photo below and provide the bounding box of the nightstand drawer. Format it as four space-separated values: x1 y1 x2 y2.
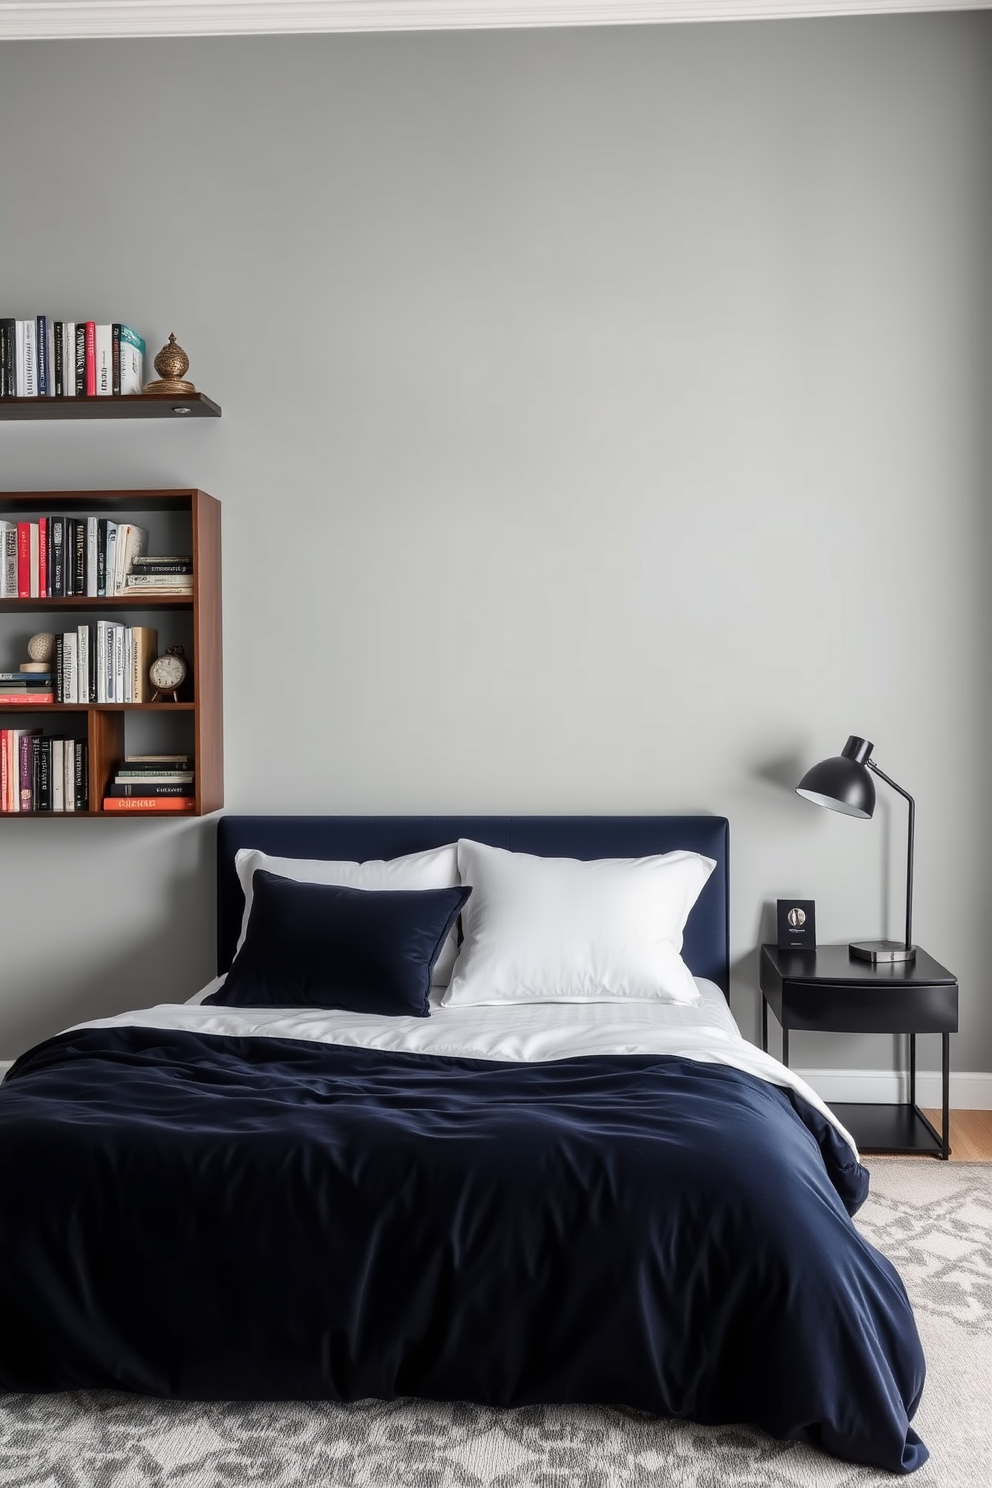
778 981 958 1034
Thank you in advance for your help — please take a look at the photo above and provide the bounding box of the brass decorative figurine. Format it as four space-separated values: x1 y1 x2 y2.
144 333 197 395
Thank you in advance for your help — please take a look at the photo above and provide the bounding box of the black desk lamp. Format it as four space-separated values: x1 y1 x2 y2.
796 735 916 965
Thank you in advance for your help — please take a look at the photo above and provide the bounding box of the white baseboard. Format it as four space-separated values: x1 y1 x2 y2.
2 1057 990 1107
794 1068 992 1110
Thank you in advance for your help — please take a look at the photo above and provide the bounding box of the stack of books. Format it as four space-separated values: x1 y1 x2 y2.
0 319 145 398
103 754 195 811
0 516 148 598
125 555 193 598
0 670 55 706
0 730 88 812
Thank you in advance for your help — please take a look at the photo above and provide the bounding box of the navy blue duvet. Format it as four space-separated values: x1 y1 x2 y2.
0 1026 926 1473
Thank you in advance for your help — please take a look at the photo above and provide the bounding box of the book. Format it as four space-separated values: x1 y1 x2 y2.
38 516 47 597
84 321 96 396
77 624 90 704
0 693 54 704
94 324 112 396
63 322 76 396
132 554 192 566
130 626 157 704
118 326 145 396
37 737 51 811
19 732 39 811
52 738 64 812
0 521 16 596
112 523 148 593
0 672 51 683
75 740 88 811
63 631 78 704
73 517 86 595
22 320 37 397
86 515 98 597
53 322 65 397
125 573 193 588
16 522 30 598
36 316 48 397
124 755 193 764
96 518 115 595
112 324 121 396
28 522 39 598
74 323 86 396
101 796 195 812
51 516 65 597
108 781 193 797
129 560 193 575
114 771 194 783
0 319 14 397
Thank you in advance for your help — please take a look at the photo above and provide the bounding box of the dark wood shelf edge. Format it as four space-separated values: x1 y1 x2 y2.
0 393 221 420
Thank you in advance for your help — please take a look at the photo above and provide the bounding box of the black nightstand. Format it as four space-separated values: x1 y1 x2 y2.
759 944 958 1159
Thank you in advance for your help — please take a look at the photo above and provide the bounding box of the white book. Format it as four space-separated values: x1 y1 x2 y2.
63 631 78 704
118 326 145 396
64 741 75 813
14 321 26 396
0 521 13 597
113 624 125 704
85 516 98 597
77 624 89 704
63 322 76 396
114 523 148 594
105 523 119 595
21 320 37 397
96 620 109 703
52 740 64 812
123 627 133 703
94 324 113 396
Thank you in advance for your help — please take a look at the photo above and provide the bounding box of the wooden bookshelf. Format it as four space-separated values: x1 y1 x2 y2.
0 393 221 420
0 489 223 817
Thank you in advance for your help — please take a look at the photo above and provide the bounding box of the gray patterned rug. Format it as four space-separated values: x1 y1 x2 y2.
1 1161 989 1488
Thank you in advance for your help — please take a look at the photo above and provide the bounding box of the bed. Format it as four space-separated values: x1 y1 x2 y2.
0 814 928 1474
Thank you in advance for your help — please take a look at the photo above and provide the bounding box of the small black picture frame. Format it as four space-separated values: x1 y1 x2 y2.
777 899 816 952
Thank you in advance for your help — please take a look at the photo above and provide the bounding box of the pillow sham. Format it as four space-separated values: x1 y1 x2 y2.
440 839 715 1008
207 872 471 1017
233 843 461 985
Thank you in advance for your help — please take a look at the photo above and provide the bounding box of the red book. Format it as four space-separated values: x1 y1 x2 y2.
0 731 8 812
101 796 195 812
16 523 30 598
84 322 96 396
38 516 47 597
0 692 54 704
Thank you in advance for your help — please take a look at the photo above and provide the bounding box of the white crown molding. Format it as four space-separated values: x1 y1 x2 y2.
0 1 989 42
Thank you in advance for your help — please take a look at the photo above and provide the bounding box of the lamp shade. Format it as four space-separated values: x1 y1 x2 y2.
796 736 876 819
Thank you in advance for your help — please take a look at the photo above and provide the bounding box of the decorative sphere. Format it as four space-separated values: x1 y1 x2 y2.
27 632 55 663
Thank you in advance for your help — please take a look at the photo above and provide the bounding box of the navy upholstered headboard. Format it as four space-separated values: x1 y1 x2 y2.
215 815 731 995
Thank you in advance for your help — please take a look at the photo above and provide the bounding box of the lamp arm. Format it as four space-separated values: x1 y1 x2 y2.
866 760 915 951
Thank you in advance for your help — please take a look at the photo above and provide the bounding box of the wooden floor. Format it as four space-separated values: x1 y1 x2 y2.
917 1109 992 1160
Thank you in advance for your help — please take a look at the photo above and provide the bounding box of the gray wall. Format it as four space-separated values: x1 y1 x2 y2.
1 16 990 1078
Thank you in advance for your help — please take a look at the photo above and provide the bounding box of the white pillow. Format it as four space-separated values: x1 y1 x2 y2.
233 843 462 985
441 840 715 1008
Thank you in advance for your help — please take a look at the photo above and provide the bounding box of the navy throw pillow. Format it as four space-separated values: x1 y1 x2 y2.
205 871 471 1016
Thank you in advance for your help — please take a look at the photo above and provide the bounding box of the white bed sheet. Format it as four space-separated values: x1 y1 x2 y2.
70 977 858 1157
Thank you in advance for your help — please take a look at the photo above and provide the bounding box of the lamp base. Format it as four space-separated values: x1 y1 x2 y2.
849 940 917 965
